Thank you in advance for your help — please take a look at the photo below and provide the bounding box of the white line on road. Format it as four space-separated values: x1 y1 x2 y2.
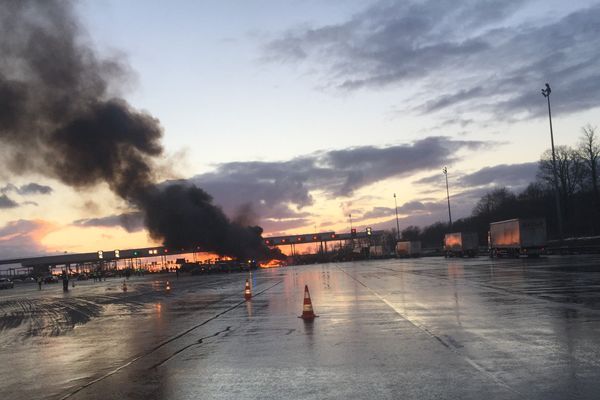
336 265 522 397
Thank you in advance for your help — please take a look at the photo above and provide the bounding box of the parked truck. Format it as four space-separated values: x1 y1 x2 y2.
396 241 421 257
444 232 479 257
369 245 385 258
489 218 547 258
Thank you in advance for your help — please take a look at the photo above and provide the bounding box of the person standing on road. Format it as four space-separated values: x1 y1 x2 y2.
62 271 69 292
37 277 42 290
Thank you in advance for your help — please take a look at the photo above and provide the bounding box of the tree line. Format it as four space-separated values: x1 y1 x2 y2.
401 125 600 248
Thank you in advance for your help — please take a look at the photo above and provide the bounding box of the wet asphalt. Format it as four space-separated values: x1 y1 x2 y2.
1 255 600 399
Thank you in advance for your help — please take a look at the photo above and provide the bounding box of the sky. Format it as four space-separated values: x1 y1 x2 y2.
1 0 599 260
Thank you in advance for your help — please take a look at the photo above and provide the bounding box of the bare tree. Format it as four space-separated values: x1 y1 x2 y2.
578 124 600 200
473 187 515 217
401 225 420 240
538 145 586 215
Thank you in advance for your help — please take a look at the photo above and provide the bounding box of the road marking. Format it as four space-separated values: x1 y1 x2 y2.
149 326 232 369
336 265 521 396
58 280 282 400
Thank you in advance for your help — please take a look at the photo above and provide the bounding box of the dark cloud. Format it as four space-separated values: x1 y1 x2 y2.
16 182 53 195
397 201 431 214
457 162 537 188
0 1 274 259
440 117 475 128
362 206 394 219
73 212 145 233
0 220 51 259
419 87 485 114
451 186 498 202
415 162 538 192
400 162 540 228
361 201 433 220
413 172 446 187
265 1 600 119
323 137 488 194
189 136 488 219
0 184 17 194
0 194 18 209
1 182 53 196
366 196 474 232
0 182 53 208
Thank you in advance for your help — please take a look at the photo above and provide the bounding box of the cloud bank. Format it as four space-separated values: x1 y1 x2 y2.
265 1 600 119
190 136 488 218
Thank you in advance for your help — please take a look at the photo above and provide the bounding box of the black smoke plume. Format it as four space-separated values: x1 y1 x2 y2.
0 0 277 260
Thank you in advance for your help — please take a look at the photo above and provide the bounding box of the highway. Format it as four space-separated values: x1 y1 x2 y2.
2 256 600 399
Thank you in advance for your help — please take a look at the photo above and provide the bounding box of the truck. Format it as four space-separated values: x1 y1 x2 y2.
444 232 479 257
369 245 384 258
396 241 421 257
489 218 547 258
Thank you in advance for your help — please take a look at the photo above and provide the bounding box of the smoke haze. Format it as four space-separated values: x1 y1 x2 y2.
0 0 271 259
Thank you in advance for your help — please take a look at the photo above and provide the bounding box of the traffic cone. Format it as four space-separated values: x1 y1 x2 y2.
166 281 171 291
244 279 252 300
299 285 318 320
122 280 127 292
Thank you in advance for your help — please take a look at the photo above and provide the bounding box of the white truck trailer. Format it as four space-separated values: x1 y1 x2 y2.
444 232 479 257
396 241 421 257
489 218 547 258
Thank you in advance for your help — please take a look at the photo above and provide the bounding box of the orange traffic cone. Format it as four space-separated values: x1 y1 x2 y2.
244 279 252 300
122 280 128 292
299 285 318 320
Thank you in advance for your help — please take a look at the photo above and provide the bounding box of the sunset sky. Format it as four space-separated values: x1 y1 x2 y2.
1 0 599 259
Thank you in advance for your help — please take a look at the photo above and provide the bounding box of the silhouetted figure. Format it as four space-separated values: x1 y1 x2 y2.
62 271 69 292
37 277 42 290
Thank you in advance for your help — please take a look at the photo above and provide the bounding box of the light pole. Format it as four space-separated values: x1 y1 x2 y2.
541 83 563 239
393 193 400 241
348 213 353 232
442 167 452 229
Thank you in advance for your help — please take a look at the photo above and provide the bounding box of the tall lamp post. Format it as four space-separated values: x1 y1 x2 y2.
442 167 452 229
541 83 563 239
348 213 353 232
393 193 400 241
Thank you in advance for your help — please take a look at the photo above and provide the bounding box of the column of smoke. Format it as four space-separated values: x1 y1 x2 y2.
0 1 280 260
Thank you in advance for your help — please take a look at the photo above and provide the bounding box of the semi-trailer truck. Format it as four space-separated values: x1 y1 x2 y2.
444 232 479 257
396 241 421 257
489 218 546 258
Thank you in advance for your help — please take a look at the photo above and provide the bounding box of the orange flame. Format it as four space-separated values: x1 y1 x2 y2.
260 259 286 268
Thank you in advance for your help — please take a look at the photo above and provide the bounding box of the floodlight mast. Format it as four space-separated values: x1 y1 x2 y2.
443 167 452 229
541 83 563 239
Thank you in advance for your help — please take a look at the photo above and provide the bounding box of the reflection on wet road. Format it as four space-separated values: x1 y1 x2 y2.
2 256 600 399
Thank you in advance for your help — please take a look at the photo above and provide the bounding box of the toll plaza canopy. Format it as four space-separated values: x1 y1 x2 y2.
0 230 385 269
0 246 183 268
263 230 384 246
